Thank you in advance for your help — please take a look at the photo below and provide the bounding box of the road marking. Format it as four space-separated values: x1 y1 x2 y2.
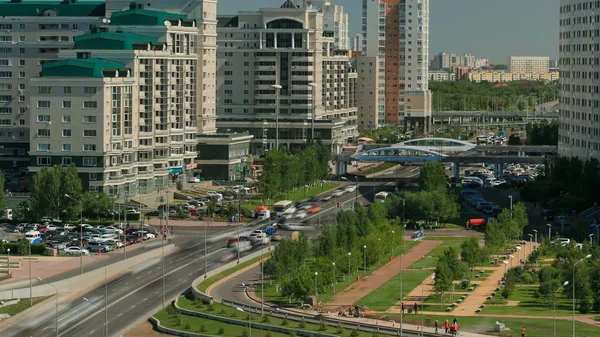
147 270 152 274
142 297 147 302
187 272 194 276
112 288 117 292
136 276 141 280
130 304 136 309
155 291 159 295
42 326 49 331
118 313 123 317
410 167 420 172
125 282 128 285
89 330 96 335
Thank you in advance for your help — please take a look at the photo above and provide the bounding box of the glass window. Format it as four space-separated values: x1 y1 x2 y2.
62 129 71 137
37 143 50 151
62 144 71 152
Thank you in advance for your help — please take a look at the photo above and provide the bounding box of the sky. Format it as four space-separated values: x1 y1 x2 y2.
218 0 559 64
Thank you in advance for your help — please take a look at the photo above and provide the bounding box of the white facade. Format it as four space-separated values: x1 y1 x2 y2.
356 56 384 129
558 0 600 159
352 34 363 52
509 56 550 73
362 0 383 57
429 70 455 81
322 1 349 50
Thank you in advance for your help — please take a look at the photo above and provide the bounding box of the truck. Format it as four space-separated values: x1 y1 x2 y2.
257 209 271 220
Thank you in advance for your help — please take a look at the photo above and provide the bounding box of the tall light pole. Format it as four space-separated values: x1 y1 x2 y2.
271 84 282 150
573 254 592 337
36 277 58 337
391 231 395 257
261 244 265 316
6 248 9 277
508 195 513 217
363 245 367 276
65 193 84 274
29 241 32 307
589 234 594 244
309 82 317 141
347 252 351 281
354 175 358 204
533 229 538 244
123 191 127 260
204 213 209 279
82 262 108 337
314 272 318 302
237 189 241 264
422 275 435 336
332 262 336 294
547 223 552 239
554 280 569 337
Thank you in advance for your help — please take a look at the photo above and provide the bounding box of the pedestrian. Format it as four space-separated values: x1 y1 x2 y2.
349 306 353 317
401 302 406 315
453 316 458 325
521 327 526 337
453 322 458 336
414 302 418 314
434 320 438 334
444 320 449 333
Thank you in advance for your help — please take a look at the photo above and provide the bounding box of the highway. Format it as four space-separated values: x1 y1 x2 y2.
6 180 392 337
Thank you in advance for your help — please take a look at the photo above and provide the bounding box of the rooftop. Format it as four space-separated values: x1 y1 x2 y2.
109 4 187 26
0 0 105 17
41 58 126 78
74 31 157 50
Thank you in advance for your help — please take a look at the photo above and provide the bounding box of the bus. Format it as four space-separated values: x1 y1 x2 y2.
272 200 296 217
374 192 391 203
24 231 42 244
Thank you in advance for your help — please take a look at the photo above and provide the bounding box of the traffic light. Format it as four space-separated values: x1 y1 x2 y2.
336 202 340 208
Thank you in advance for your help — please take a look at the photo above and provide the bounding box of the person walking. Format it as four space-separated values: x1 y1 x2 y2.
453 322 459 336
444 320 449 334
521 327 526 337
434 320 438 334
453 316 458 325
414 302 418 314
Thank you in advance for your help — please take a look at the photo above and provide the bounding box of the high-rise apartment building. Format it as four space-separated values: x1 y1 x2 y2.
355 56 385 128
0 0 107 168
430 52 488 70
215 0 358 155
362 0 432 131
509 56 550 73
352 34 363 52
322 1 349 50
558 0 600 159
29 5 199 194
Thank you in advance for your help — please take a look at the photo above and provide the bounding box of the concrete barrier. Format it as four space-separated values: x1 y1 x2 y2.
149 316 215 337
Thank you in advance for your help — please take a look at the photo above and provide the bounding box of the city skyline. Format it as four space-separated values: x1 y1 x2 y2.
219 0 560 64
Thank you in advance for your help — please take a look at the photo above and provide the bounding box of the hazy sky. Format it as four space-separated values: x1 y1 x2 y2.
218 0 559 64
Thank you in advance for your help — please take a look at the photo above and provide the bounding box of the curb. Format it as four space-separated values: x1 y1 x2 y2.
205 259 265 299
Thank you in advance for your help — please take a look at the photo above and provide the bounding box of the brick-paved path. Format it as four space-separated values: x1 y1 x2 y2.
326 240 443 307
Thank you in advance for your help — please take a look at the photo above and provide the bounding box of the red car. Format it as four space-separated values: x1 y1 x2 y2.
190 209 200 216
307 204 320 214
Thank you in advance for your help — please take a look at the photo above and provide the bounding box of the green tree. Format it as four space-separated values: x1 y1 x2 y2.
508 134 521 145
484 217 507 252
0 173 5 210
460 238 488 277
82 192 113 219
281 268 313 302
511 203 529 239
434 260 454 307
29 167 61 221
418 162 447 192
60 165 83 221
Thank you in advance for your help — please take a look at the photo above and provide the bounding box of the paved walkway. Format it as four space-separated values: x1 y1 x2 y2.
326 240 443 307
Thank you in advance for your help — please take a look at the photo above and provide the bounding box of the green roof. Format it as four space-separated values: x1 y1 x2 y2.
217 16 238 28
0 0 105 17
110 7 187 26
41 58 126 78
75 32 157 50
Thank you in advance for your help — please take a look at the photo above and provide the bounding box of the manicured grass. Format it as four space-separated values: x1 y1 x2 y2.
242 182 339 211
408 237 468 269
352 163 397 177
358 269 434 311
377 313 600 337
0 297 49 316
198 253 271 293
175 297 376 337
479 285 579 317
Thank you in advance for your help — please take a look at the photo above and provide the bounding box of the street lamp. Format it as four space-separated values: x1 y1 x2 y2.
554 280 569 337
271 84 282 150
6 248 9 277
347 252 352 281
391 231 396 257
547 223 553 239
573 254 592 337
515 246 521 265
64 193 83 274
332 262 336 294
236 307 251 337
533 229 538 244
509 255 514 268
508 195 513 213
314 272 318 302
36 277 58 337
308 82 317 141
589 234 594 244
363 245 367 276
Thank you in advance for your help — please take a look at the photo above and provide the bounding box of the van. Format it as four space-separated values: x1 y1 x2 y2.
257 209 271 220
24 230 42 244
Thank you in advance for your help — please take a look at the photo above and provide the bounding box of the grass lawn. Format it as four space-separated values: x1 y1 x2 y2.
256 241 419 308
479 285 580 317
422 292 466 312
174 297 376 337
242 182 339 211
198 252 271 293
408 237 468 269
352 163 397 177
358 269 434 311
0 297 49 316
377 314 600 337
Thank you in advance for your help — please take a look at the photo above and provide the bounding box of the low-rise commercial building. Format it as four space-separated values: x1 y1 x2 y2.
429 70 456 82
509 56 550 73
467 71 559 83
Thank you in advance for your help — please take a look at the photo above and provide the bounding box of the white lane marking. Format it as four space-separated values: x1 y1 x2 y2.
89 330 96 335
136 276 141 280
410 167 420 172
130 304 136 309
118 313 123 317
42 326 49 331
142 297 148 302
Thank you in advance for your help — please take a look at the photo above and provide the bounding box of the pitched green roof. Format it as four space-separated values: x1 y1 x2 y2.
110 7 186 26
41 58 125 78
74 32 157 50
0 0 105 17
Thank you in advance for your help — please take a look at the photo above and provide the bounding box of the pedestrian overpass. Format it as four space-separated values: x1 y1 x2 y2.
351 146 448 163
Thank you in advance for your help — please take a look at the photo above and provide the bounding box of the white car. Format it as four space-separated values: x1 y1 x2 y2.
63 224 76 230
133 231 156 239
126 207 140 214
344 184 357 193
331 189 345 197
63 247 89 255
188 177 200 183
293 210 308 219
206 191 223 198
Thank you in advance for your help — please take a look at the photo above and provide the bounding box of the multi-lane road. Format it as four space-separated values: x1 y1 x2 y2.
6 177 400 337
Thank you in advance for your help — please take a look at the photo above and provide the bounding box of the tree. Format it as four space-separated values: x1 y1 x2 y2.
82 192 113 219
511 203 529 239
508 134 521 145
484 218 507 252
460 238 488 277
0 173 4 210
418 162 447 192
281 268 313 302
29 167 61 221
60 165 83 221
434 260 454 307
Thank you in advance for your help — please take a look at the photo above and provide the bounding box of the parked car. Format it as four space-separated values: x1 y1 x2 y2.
63 224 76 230
188 177 201 183
63 246 89 255
126 207 140 214
86 242 113 253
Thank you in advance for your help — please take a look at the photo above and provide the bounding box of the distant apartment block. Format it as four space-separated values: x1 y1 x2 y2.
429 70 456 81
355 56 384 128
322 1 349 50
430 52 489 70
509 56 550 73
215 0 358 155
467 71 559 83
352 34 363 52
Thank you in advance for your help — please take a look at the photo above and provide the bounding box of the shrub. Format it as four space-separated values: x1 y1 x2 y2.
501 286 511 299
206 304 214 312
199 324 206 332
460 280 470 290
319 320 327 331
289 332 297 337
281 318 288 326
261 315 270 323
241 330 249 337
165 306 176 317
299 318 306 328
184 323 191 330
350 330 360 337
579 298 591 314
218 327 225 335
486 297 508 305
219 307 226 314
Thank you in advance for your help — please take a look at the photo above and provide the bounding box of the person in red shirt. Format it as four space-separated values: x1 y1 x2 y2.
444 320 449 333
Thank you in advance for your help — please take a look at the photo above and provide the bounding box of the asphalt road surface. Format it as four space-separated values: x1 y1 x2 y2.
7 184 378 337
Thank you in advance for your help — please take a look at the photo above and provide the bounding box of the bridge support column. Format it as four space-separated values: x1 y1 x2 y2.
453 162 460 180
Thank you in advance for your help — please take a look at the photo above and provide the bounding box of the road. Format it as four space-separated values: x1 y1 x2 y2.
6 184 377 337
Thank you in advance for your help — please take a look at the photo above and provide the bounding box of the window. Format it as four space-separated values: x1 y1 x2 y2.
0 24 13 30
19 24 25 30
83 87 97 94
62 129 71 137
83 130 97 137
89 172 98 181
18 72 24 78
0 59 12 66
18 95 24 102
37 115 50 122
37 144 50 151
83 144 97 152
62 144 71 152
0 107 11 114
0 48 12 54
83 157 97 166
83 116 97 123
37 129 50 137
19 119 24 125
0 36 12 43
62 101 71 108
62 115 71 123
83 101 97 109
37 100 50 108
61 157 72 165
0 95 11 102
18 83 24 90
63 86 71 94
37 157 51 166
18 59 24 66
0 71 11 78
37 86 51 94
18 36 25 42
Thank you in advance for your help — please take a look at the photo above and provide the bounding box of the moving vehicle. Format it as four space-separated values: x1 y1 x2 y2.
188 177 200 183
307 204 320 214
279 222 314 231
63 247 89 255
24 230 42 244
331 189 345 197
273 200 296 217
467 218 487 230
257 209 271 220
374 191 391 203
249 232 270 245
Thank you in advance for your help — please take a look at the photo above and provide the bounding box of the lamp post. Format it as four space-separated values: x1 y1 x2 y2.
533 229 538 244
204 212 209 279
508 195 513 215
516 246 521 265
36 277 58 337
573 254 592 337
271 84 282 150
309 82 317 141
29 241 32 307
589 234 594 244
528 234 533 257
65 193 84 274
554 281 569 337
363 245 367 276
547 223 552 239
332 262 336 294
347 252 351 281
6 248 9 277
391 231 395 257
509 255 514 268
314 272 318 302
354 175 358 204
236 307 251 337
